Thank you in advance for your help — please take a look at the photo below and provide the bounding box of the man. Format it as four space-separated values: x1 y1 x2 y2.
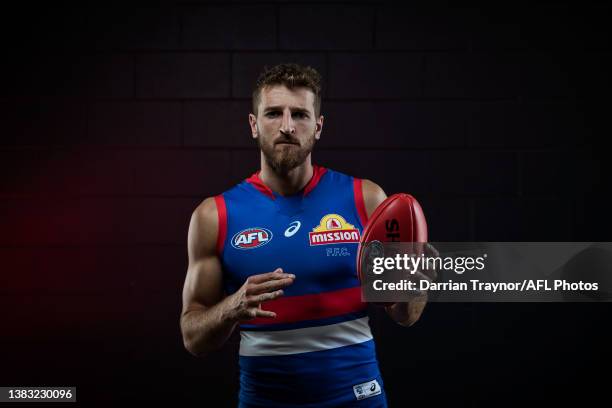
180 63 428 407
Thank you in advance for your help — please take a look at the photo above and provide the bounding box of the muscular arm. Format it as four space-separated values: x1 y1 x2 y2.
361 179 428 327
180 197 238 357
180 198 295 357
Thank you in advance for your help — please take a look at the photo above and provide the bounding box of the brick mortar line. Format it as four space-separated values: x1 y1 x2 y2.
1 96 580 102
33 48 611 54
0 146 590 152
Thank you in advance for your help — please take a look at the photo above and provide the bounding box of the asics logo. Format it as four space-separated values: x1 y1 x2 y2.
284 221 301 237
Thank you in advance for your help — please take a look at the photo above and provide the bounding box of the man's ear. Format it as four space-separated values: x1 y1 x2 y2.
249 113 258 139
315 115 324 140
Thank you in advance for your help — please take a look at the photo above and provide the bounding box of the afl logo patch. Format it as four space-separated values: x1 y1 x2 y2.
231 227 273 250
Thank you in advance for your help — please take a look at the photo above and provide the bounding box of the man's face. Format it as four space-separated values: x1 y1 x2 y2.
249 85 323 173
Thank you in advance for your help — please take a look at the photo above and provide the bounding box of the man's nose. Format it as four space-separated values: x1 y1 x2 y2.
280 111 296 134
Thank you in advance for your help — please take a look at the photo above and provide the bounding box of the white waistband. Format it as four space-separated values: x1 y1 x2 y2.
239 316 373 357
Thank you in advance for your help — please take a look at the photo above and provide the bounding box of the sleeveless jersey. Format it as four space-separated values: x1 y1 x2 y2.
215 166 387 408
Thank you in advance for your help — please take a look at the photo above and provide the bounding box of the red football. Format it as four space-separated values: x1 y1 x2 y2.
357 193 428 283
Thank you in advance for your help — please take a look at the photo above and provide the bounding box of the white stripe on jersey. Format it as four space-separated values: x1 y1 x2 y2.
239 316 373 357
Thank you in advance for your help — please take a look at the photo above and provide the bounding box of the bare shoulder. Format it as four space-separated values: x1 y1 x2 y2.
192 197 218 226
361 179 387 218
183 196 225 313
188 197 219 259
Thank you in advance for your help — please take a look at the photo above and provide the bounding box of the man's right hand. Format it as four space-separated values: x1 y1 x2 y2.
225 268 295 322
181 197 295 356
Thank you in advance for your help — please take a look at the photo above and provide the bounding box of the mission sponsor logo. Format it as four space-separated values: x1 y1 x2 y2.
231 227 273 250
309 214 360 246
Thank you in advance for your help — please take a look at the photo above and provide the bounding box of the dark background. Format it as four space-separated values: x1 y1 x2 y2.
1 1 610 406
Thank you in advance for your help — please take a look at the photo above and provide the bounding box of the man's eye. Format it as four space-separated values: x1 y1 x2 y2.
265 112 280 117
293 112 307 119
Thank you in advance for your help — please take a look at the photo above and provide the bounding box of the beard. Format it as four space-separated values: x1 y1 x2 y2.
257 128 316 174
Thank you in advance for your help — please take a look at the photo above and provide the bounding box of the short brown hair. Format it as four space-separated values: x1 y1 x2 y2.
252 63 322 117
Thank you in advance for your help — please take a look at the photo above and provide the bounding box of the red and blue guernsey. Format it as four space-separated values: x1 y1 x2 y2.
214 165 388 408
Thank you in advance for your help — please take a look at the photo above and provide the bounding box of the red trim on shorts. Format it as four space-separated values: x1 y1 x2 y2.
353 178 369 228
214 195 227 255
249 286 366 325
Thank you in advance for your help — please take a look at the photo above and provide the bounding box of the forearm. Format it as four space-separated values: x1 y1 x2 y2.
181 297 239 357
385 295 428 327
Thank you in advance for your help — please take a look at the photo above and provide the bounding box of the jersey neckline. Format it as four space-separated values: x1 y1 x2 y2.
245 165 328 200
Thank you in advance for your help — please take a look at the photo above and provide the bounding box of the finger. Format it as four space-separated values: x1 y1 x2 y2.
430 266 439 281
248 289 285 305
248 277 295 296
426 243 440 257
406 291 429 301
396 287 428 300
239 308 277 321
246 268 283 284
251 308 277 319
416 266 437 281
248 278 295 296
249 268 287 283
412 270 434 283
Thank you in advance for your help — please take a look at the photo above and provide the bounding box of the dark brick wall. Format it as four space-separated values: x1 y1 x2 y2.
1 2 610 406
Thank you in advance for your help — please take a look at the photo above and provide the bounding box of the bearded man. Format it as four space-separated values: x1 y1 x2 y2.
180 63 428 407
